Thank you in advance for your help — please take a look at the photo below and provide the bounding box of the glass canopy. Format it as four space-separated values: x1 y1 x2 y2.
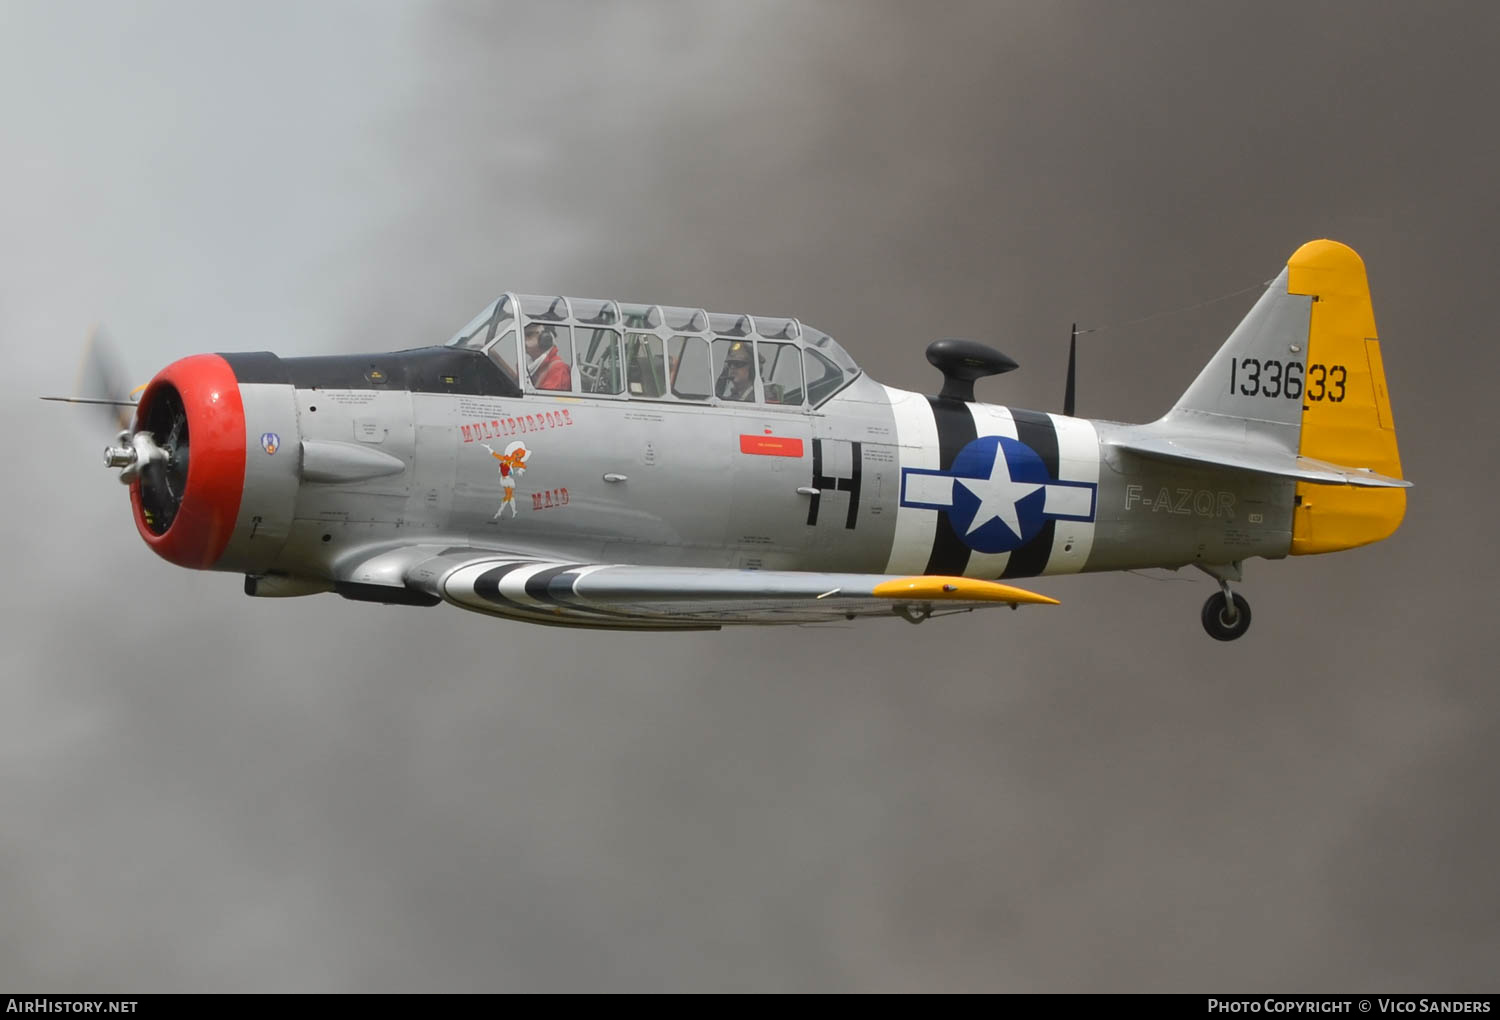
447 292 861 408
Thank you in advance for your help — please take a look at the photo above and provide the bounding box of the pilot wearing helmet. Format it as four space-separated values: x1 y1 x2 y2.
525 322 572 392
717 341 758 402
717 340 788 404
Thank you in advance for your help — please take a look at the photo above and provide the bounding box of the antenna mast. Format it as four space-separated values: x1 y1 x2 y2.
1063 323 1077 417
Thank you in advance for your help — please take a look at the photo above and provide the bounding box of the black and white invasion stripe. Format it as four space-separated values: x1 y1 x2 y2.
883 386 1100 580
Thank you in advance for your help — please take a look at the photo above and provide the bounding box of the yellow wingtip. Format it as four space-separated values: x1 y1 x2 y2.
872 575 1059 606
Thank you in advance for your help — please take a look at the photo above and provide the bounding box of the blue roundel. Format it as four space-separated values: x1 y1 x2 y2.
945 435 1051 553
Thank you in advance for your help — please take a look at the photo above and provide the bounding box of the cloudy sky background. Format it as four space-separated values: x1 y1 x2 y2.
3 0 1496 991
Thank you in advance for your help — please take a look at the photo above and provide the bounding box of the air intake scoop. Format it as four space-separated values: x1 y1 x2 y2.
925 339 1018 402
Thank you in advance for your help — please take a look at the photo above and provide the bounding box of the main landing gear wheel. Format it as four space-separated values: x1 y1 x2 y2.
1202 591 1251 641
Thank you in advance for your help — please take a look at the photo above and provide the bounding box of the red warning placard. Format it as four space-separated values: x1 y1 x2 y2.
739 434 805 457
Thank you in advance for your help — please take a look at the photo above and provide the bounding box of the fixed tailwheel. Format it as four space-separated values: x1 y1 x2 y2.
1201 591 1251 641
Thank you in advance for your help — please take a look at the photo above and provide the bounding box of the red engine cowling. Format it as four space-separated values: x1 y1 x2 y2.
130 354 247 569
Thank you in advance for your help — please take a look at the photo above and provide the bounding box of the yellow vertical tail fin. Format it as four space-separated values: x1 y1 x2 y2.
1286 240 1406 554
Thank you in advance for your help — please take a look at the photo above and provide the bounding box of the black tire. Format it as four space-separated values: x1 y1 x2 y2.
1201 592 1252 641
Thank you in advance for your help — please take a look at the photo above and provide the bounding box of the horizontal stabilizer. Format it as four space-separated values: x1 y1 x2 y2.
1108 434 1410 488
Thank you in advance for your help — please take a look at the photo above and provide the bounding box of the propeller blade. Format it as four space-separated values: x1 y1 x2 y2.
56 323 142 433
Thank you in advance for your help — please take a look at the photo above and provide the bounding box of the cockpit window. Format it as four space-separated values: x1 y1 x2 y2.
519 294 569 322
578 329 624 395
447 295 514 350
760 341 803 405
803 347 847 405
662 306 707 333
570 298 619 326
620 303 662 330
755 316 799 341
487 328 518 380
670 336 711 400
709 312 751 338
626 333 666 397
799 324 859 379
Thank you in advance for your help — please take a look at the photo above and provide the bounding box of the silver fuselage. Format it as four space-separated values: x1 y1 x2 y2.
221 370 1291 587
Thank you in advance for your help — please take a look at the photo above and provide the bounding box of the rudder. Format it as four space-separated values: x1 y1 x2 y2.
1285 239 1405 554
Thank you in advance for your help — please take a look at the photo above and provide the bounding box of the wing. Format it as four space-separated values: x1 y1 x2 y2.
372 548 1059 630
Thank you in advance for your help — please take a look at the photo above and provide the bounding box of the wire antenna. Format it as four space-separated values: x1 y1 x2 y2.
1075 279 1270 337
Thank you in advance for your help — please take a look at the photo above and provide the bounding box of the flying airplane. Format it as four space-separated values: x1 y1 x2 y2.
56 239 1408 639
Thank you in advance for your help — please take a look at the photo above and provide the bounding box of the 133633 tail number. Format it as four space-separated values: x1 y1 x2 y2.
1229 358 1345 402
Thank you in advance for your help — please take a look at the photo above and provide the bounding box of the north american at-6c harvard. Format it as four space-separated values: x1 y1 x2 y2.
58 240 1408 639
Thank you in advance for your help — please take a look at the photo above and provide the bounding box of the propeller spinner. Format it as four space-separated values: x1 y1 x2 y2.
45 328 247 569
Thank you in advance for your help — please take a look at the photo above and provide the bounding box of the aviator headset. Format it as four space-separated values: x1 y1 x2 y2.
529 324 557 351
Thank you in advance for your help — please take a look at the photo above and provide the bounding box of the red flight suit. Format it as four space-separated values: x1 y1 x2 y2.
530 348 571 391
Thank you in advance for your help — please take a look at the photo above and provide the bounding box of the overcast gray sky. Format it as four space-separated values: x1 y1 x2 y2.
3 0 1497 992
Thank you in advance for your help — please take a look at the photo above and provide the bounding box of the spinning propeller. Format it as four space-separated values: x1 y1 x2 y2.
42 325 189 532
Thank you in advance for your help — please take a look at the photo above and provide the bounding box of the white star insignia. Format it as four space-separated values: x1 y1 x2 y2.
956 445 1041 541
